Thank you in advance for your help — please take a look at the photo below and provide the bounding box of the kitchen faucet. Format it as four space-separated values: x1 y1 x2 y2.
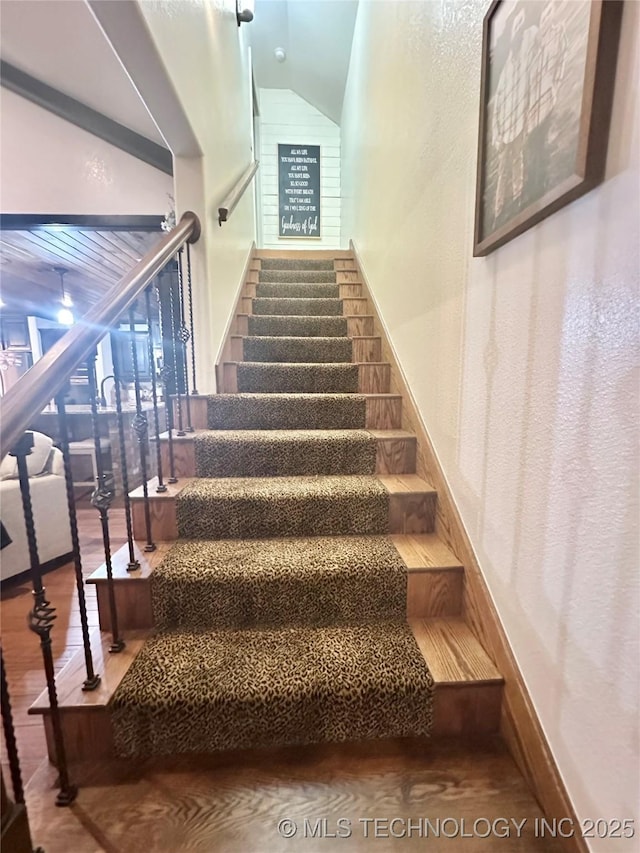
99 375 116 408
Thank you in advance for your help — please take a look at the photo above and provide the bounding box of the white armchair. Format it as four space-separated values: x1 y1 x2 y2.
0 432 74 582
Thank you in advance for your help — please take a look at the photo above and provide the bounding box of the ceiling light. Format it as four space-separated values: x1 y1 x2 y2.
53 266 75 325
236 0 254 26
274 47 286 63
57 307 75 326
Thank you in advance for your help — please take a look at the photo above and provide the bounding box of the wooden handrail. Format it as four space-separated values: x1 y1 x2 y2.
0 211 201 459
218 161 259 225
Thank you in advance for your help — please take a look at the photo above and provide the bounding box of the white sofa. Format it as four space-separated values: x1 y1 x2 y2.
0 432 74 583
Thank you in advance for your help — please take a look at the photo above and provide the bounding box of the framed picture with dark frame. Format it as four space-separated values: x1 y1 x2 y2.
473 0 623 257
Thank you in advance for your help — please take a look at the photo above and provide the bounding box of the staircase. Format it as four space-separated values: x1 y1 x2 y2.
30 251 503 762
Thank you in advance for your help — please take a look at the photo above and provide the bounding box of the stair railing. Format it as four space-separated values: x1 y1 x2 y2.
217 160 259 225
0 211 201 809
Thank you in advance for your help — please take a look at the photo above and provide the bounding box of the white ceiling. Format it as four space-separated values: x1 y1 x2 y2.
0 0 166 145
250 0 359 124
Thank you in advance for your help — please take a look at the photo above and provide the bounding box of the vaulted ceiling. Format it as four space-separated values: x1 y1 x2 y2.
250 0 359 124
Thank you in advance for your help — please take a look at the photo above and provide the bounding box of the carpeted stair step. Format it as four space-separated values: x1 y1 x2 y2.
110 621 434 757
256 282 339 299
207 393 367 430
253 297 342 316
152 535 406 630
260 258 334 271
259 269 336 283
243 336 352 363
176 474 389 539
237 362 358 393
248 314 348 337
193 429 376 477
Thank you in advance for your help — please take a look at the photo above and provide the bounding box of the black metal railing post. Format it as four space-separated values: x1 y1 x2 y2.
55 393 101 689
1 649 24 806
185 242 198 395
144 286 166 493
128 307 156 553
110 333 140 572
87 355 125 654
167 265 185 436
10 432 77 806
177 248 193 432
156 281 178 484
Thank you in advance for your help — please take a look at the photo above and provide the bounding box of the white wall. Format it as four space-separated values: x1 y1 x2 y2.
136 0 257 393
258 88 341 248
0 88 172 214
341 1 639 846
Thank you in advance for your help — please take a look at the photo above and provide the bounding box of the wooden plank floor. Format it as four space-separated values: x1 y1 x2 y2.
24 738 563 853
1 506 127 785
3 508 560 852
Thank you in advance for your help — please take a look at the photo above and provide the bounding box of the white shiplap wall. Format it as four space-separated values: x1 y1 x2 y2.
258 88 342 248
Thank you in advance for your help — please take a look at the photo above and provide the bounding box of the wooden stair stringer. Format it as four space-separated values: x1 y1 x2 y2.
349 241 584 845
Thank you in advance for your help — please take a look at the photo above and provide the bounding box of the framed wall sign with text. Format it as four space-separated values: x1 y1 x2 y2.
278 144 321 239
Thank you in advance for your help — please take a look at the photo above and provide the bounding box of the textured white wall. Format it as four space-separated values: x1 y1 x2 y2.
258 88 342 248
341 1 639 846
137 0 256 392
0 88 172 214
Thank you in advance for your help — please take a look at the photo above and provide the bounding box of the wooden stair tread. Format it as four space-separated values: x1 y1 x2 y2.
158 428 413 441
410 618 502 685
86 541 173 583
29 630 149 713
129 477 193 500
378 474 435 494
254 250 353 259
391 533 463 571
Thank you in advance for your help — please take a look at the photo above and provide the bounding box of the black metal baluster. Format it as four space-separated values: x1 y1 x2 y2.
55 393 101 688
156 281 178 484
145 286 167 493
129 307 156 552
168 262 185 436
185 242 198 395
177 248 193 432
87 355 125 654
10 432 77 805
110 332 140 571
1 649 24 805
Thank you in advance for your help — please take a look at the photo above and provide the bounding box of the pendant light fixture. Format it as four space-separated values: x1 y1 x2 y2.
54 266 74 325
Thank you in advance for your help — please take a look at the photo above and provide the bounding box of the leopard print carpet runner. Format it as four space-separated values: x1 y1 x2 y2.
110 258 434 757
207 393 367 430
151 536 407 631
243 335 353 363
194 430 376 478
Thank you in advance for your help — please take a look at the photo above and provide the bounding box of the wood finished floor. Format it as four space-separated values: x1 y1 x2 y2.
2 508 561 852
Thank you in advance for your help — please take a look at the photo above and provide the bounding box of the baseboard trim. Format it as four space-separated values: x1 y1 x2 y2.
214 241 256 391
349 239 586 853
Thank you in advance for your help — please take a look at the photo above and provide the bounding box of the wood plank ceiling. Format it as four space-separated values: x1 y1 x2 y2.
0 228 162 316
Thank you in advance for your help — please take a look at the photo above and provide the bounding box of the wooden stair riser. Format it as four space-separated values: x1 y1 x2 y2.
94 568 464 630
94 581 154 633
159 432 416 478
173 394 403 431
36 677 501 769
229 336 382 364
132 498 177 542
130 484 436 542
407 570 463 618
233 315 374 337
342 297 368 315
244 283 362 299
365 395 402 429
347 316 374 336
359 364 390 393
